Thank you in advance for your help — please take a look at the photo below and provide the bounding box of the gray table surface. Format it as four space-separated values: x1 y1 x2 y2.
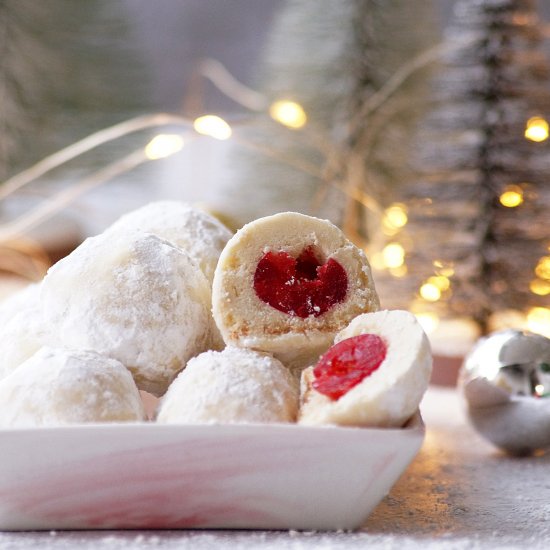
1 386 548 550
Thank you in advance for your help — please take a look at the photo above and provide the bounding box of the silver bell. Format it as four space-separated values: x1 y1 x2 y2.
459 329 550 455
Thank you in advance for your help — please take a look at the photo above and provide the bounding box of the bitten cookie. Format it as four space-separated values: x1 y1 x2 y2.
0 347 146 427
41 231 215 396
156 347 298 424
299 310 432 427
212 212 379 370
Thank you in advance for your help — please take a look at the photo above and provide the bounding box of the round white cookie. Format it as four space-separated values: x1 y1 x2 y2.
41 231 215 396
212 212 379 371
156 347 299 424
0 308 50 381
0 346 146 427
0 282 41 329
299 310 432 427
106 201 232 284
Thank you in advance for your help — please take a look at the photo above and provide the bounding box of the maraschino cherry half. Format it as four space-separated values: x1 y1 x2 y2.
312 334 387 400
253 246 348 318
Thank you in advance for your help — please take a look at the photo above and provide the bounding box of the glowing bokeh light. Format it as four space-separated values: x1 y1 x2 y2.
144 134 184 160
269 100 307 129
499 185 524 208
535 256 550 280
527 307 550 337
420 283 441 302
414 312 440 334
530 278 550 296
383 204 408 230
524 116 549 142
193 115 232 140
382 242 405 268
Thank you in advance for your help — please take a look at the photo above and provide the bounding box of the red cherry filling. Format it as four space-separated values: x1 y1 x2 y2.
253 246 348 318
312 334 387 400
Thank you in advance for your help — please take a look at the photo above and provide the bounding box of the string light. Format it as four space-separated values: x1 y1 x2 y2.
389 265 408 278
193 115 232 140
535 256 550 280
419 282 441 302
530 278 550 296
524 116 549 142
269 100 307 129
433 260 454 277
527 307 550 337
414 312 440 334
382 203 408 235
144 134 185 160
427 275 451 291
499 185 524 208
382 242 405 268
489 310 527 332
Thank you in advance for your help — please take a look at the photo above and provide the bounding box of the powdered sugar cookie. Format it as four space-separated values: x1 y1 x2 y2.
0 347 146 427
0 282 41 329
106 201 232 284
156 347 298 424
41 231 215 396
212 212 379 370
299 310 432 427
0 308 50 381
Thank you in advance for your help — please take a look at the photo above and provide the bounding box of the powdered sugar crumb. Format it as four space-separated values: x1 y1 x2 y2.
0 530 542 550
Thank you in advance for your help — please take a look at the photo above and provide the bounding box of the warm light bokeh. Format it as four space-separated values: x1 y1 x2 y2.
420 282 441 302
535 256 550 280
527 307 550 337
414 312 440 334
269 100 307 129
144 134 184 160
524 116 549 142
499 185 524 208
193 115 232 140
383 204 408 229
382 242 405 268
530 278 550 296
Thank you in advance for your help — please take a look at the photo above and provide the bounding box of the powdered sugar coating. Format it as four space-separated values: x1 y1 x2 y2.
0 346 146 427
156 347 299 424
0 307 51 381
41 231 214 396
106 201 232 284
0 282 41 329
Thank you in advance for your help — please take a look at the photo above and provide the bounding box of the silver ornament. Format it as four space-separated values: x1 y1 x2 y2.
459 329 550 455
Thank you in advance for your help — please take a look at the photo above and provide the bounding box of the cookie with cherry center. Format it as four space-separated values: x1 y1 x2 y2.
212 212 380 371
299 310 432 428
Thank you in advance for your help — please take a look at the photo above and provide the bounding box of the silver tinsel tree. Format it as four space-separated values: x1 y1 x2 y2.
0 0 149 180
225 0 437 228
393 0 550 333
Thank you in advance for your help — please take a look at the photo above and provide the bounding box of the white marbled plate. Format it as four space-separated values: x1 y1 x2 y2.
0 414 423 531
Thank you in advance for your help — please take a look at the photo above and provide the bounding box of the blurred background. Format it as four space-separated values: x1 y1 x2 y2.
1 0 549 373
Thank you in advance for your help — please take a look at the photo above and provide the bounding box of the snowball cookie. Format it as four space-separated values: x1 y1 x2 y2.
156 347 299 424
41 231 215 396
212 212 380 371
0 308 51 381
106 201 232 284
0 346 146 427
0 283 50 381
0 282 41 329
299 310 432 428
